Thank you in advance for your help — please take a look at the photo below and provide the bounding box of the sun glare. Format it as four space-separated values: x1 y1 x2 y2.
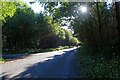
80 6 87 13
31 3 44 13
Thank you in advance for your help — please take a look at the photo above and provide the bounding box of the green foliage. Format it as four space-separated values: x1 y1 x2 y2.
45 2 120 56
2 2 79 53
0 57 6 62
0 1 17 25
69 37 79 46
66 2 119 57
77 47 120 78
2 5 35 49
2 46 75 54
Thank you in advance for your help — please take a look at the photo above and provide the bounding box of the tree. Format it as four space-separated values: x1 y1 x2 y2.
115 2 120 55
0 1 16 25
2 4 36 49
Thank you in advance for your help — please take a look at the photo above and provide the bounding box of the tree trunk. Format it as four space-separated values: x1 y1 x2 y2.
96 2 103 52
115 2 120 55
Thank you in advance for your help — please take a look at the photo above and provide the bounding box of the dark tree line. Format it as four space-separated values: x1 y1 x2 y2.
73 2 120 57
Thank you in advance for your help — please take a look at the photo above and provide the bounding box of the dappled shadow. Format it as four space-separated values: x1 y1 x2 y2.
3 49 79 79
2 54 31 61
1 74 10 80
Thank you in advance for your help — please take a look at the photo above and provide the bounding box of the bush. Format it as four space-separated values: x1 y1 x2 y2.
77 47 120 78
0 57 6 63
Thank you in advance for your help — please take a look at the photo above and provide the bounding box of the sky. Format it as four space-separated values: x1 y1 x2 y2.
23 0 44 13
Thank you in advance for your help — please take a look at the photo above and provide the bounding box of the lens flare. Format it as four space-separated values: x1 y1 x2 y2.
80 6 87 13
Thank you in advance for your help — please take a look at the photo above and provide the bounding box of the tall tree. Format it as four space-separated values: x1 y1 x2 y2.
2 4 36 49
115 2 120 54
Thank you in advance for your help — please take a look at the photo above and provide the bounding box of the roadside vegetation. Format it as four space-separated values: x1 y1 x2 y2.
77 47 120 78
2 46 75 54
73 2 120 78
0 57 6 63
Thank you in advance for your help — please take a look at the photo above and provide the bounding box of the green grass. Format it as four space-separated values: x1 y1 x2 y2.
29 46 75 53
2 46 75 54
0 57 6 63
77 47 120 78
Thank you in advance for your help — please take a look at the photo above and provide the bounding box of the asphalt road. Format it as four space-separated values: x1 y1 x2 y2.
0 47 79 79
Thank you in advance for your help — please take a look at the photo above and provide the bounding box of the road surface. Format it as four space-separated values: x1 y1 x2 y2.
0 48 79 79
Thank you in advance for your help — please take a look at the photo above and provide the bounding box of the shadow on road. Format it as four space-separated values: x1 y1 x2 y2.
2 49 79 79
2 54 31 61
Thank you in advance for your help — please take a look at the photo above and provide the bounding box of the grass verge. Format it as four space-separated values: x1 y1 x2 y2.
77 47 120 78
0 57 6 63
2 46 75 54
